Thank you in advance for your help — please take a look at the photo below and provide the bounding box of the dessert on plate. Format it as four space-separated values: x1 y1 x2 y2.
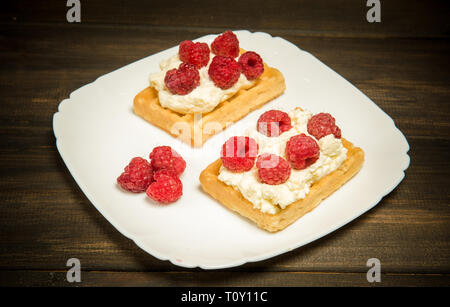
133 31 286 147
200 108 364 232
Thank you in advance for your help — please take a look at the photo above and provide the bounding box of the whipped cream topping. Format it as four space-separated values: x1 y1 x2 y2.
149 53 255 114
218 108 347 214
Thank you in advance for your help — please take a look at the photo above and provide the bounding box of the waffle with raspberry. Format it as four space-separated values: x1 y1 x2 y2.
133 31 285 147
200 108 364 232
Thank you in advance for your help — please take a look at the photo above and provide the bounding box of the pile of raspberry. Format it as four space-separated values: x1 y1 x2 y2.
209 31 264 89
117 146 186 204
220 110 341 186
164 31 265 95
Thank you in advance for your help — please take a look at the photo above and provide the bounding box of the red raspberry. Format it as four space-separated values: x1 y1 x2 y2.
307 113 342 140
179 40 210 69
256 154 291 185
220 136 259 172
146 174 182 204
211 30 240 58
285 134 320 170
238 51 264 80
257 110 292 137
149 146 186 176
117 157 154 192
153 169 179 181
208 56 241 89
164 63 200 95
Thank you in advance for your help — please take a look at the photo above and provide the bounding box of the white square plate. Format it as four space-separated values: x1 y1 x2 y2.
53 30 410 269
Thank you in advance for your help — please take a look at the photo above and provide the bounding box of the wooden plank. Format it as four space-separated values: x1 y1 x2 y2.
0 136 448 272
1 0 449 38
1 270 449 287
0 24 448 139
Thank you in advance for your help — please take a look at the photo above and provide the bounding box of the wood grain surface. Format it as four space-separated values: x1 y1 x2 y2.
0 0 449 286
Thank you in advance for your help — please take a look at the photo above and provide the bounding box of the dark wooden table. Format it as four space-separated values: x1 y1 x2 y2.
1 0 449 287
